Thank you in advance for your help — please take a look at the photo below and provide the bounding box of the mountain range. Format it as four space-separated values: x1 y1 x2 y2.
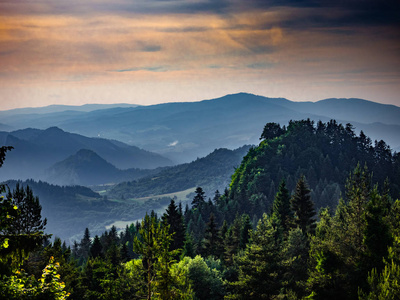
1 93 399 164
0 127 173 182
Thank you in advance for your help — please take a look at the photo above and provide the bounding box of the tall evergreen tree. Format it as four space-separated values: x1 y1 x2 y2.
271 179 292 233
203 213 222 258
79 227 91 263
229 214 282 299
291 176 316 235
90 235 103 259
162 199 186 253
239 214 252 249
213 190 221 205
134 213 177 300
192 187 206 209
6 184 47 235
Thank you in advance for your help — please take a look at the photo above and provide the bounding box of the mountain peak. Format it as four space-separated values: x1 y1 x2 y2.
45 126 65 133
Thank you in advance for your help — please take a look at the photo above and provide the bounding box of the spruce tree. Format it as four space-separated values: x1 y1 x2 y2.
271 179 292 233
290 176 316 235
229 214 282 299
162 199 186 253
90 235 103 259
192 187 206 209
203 213 222 257
79 227 91 263
6 184 47 235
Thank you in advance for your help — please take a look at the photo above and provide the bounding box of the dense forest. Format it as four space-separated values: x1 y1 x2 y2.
1 120 400 299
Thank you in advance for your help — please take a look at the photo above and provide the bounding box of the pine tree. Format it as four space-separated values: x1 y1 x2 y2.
90 235 103 259
229 214 282 299
291 176 316 235
79 227 91 263
239 214 252 249
203 213 222 258
134 213 177 300
6 184 47 235
271 179 292 233
213 190 221 205
162 199 186 253
192 187 206 209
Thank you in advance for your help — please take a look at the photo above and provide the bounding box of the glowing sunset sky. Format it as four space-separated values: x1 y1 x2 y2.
0 0 399 110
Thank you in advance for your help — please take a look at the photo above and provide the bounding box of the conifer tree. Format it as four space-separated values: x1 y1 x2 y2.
229 214 282 299
6 184 47 235
134 213 177 300
203 213 222 258
90 235 103 259
271 179 292 233
79 227 91 263
291 176 316 235
162 199 186 253
191 187 206 209
213 190 221 205
239 214 252 249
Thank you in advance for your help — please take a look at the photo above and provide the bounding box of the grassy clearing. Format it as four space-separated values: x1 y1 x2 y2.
129 187 196 203
105 187 196 230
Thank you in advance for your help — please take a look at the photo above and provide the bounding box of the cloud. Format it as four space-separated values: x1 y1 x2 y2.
112 66 170 72
168 140 179 147
141 45 162 52
247 62 276 69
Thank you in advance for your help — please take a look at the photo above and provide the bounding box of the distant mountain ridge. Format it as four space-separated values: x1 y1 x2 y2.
0 127 173 182
46 149 161 186
0 103 139 115
1 93 399 163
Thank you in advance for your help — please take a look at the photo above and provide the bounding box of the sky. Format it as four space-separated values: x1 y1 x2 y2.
0 0 399 110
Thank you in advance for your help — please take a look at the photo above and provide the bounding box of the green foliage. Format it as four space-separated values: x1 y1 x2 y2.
260 122 285 140
307 165 395 299
0 256 69 300
162 199 186 253
192 187 206 209
291 176 316 235
202 213 223 258
271 179 292 234
177 255 224 300
227 120 399 220
359 236 400 299
228 214 281 299
133 213 181 299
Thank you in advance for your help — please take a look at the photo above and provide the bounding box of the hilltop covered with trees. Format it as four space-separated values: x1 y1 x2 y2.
1 120 399 299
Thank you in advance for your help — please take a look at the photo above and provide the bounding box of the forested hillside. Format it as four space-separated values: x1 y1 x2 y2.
225 119 399 220
1 120 399 299
109 145 252 200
